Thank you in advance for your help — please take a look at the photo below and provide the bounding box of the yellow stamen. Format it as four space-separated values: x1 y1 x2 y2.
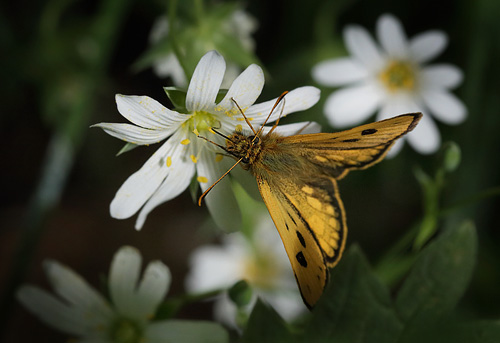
190 155 198 163
166 156 172 167
197 176 208 183
181 138 190 145
215 154 223 162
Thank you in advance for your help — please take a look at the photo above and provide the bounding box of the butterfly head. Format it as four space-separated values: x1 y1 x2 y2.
225 133 263 167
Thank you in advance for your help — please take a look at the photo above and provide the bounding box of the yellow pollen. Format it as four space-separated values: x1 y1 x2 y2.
181 139 190 145
197 176 208 183
193 128 200 136
166 156 172 167
235 124 243 132
215 154 223 162
379 60 416 93
190 155 198 163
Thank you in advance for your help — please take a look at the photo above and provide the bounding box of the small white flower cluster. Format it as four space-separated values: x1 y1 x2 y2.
17 246 226 343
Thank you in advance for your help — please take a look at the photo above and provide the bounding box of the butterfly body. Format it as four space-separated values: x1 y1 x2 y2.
217 112 422 308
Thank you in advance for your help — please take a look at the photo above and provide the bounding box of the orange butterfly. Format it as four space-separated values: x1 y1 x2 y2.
198 92 422 308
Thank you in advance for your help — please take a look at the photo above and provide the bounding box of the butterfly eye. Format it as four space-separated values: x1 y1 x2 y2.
242 156 250 164
252 136 260 144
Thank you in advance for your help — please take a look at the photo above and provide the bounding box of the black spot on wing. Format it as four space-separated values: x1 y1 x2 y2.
296 230 306 248
296 251 308 267
342 138 360 143
361 128 377 135
285 223 289 231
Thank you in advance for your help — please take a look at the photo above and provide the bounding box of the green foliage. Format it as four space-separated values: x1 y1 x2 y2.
242 221 500 342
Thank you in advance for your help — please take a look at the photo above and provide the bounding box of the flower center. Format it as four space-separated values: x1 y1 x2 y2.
186 111 220 134
379 60 416 93
243 251 280 290
109 317 143 343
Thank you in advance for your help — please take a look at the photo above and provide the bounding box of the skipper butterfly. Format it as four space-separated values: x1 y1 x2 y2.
198 92 421 308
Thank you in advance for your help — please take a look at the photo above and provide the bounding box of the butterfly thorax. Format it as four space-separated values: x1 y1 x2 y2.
225 132 264 168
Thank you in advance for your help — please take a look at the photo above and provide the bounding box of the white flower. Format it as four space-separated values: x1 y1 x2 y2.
17 246 227 343
150 9 258 88
185 213 305 327
94 50 320 231
312 13 467 155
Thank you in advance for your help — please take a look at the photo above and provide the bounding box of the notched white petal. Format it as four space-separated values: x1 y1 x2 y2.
215 63 264 116
186 51 226 112
134 261 171 319
116 95 186 129
344 24 384 71
92 123 171 145
312 58 369 86
109 246 142 317
409 31 448 63
376 14 409 58
245 86 320 124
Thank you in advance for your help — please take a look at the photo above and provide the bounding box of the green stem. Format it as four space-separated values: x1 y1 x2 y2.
169 0 192 81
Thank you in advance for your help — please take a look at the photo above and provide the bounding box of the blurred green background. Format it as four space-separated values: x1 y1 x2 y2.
1 0 499 341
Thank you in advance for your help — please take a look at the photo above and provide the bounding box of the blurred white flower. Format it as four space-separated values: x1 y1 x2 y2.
17 246 226 342
312 13 467 155
94 51 320 231
150 9 258 88
185 214 305 327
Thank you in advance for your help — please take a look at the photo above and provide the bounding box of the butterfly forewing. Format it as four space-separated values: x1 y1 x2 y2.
283 113 422 179
257 174 347 308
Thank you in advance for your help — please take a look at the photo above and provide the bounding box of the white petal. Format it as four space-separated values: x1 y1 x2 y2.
407 112 441 154
196 150 241 232
420 89 467 124
134 261 171 320
92 123 172 145
145 320 229 343
409 31 448 63
17 286 86 336
215 64 264 114
152 53 188 87
311 58 369 86
109 246 142 317
419 64 463 89
259 121 321 136
376 93 422 121
44 261 112 320
376 14 409 59
185 244 242 292
324 82 382 128
385 138 405 158
186 51 226 112
135 146 196 230
245 86 320 124
116 95 186 129
110 132 182 220
344 25 385 71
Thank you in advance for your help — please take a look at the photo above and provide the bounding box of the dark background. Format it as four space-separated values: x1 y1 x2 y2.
1 0 499 341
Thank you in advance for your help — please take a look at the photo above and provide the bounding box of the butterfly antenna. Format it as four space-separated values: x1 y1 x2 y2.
231 97 257 135
194 129 228 152
198 157 244 206
256 91 288 137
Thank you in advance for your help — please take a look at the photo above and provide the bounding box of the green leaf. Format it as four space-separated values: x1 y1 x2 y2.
164 87 188 111
395 221 478 341
242 299 296 343
116 142 138 156
303 245 402 343
404 319 500 343
146 320 229 343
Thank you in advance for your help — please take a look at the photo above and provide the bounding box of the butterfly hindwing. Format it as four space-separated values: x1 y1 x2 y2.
282 113 422 179
256 174 347 308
